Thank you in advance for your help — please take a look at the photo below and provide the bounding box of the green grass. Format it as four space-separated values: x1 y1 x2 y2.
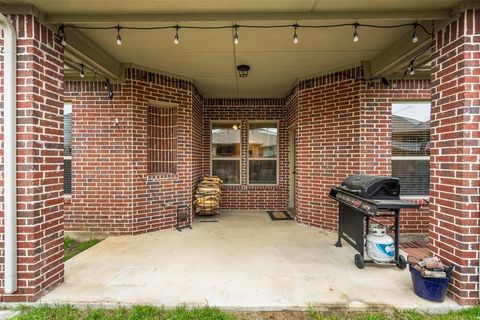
64 236 101 261
10 305 480 320
308 306 480 320
12 305 236 320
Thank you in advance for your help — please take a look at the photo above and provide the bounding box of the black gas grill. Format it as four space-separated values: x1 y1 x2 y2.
329 174 419 269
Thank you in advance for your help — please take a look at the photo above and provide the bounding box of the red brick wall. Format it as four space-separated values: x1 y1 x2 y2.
0 15 64 301
296 68 363 230
203 99 288 210
130 69 193 234
64 68 196 235
430 9 480 305
65 66 432 237
295 68 431 233
362 80 431 234
64 81 133 234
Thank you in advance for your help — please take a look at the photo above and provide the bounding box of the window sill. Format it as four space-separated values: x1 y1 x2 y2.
400 195 428 200
64 194 72 204
148 173 178 180
400 196 429 205
222 184 280 190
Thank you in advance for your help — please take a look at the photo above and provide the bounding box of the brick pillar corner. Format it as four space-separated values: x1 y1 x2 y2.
1 14 64 302
430 8 480 305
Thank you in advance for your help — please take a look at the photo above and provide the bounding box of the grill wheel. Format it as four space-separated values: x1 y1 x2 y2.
396 255 407 269
354 254 365 269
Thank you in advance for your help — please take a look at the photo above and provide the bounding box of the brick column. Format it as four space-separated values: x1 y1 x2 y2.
0 15 64 301
430 8 480 305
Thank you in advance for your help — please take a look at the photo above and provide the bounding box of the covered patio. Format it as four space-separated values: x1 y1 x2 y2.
41 211 457 310
0 0 479 308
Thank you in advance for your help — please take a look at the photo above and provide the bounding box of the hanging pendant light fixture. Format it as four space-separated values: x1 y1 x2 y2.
237 64 250 78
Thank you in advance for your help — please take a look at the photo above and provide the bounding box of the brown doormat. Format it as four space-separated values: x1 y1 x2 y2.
267 211 294 221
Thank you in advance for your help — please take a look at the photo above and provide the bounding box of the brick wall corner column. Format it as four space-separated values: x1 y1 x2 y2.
1 15 64 302
430 8 480 305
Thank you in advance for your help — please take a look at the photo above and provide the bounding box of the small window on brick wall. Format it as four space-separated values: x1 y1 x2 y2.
64 102 72 195
392 102 430 196
211 122 241 184
248 122 278 185
147 105 178 174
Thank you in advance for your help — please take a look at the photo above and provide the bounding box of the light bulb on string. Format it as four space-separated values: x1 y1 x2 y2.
412 23 418 43
174 26 180 45
59 25 67 46
234 25 239 45
80 63 85 78
409 61 415 76
353 23 359 42
293 24 299 44
115 25 122 45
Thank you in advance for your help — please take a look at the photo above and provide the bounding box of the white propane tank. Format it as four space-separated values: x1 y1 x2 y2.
366 224 395 263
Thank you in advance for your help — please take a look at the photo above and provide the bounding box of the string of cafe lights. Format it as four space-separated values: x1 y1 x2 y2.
64 55 199 100
64 56 114 100
58 21 431 47
403 41 434 78
58 21 433 98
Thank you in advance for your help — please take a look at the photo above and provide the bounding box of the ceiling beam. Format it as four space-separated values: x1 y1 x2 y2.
63 28 122 80
369 28 432 78
0 4 44 19
44 10 451 24
0 4 121 80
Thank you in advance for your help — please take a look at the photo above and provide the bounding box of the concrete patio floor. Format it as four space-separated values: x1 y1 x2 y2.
41 210 458 311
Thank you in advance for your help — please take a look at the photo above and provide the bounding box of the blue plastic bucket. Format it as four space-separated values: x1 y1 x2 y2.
409 264 452 302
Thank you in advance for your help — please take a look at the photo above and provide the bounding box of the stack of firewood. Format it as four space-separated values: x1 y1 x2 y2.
194 176 223 216
408 256 450 279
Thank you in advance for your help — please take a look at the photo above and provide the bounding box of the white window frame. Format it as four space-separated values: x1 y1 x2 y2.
391 101 431 199
247 120 279 186
210 121 242 186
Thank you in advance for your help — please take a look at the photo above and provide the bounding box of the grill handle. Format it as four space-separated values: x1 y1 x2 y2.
338 185 361 194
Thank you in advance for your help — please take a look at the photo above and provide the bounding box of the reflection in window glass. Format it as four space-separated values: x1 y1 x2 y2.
212 160 240 184
391 102 430 196
392 103 430 157
211 123 241 184
248 122 278 184
212 123 241 157
248 123 277 158
249 160 277 184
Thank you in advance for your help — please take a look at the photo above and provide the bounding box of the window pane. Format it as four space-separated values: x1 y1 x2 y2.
249 160 277 184
212 123 241 157
392 103 430 156
64 159 72 195
249 123 277 158
392 159 429 196
212 160 240 184
64 103 72 156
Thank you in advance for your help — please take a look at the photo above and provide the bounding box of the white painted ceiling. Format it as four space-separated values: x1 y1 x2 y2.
2 0 463 97
77 21 415 97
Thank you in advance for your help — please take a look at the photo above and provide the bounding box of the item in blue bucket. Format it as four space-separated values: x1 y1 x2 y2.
409 264 452 302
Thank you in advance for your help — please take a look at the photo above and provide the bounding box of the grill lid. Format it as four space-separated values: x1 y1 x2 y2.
340 174 400 199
